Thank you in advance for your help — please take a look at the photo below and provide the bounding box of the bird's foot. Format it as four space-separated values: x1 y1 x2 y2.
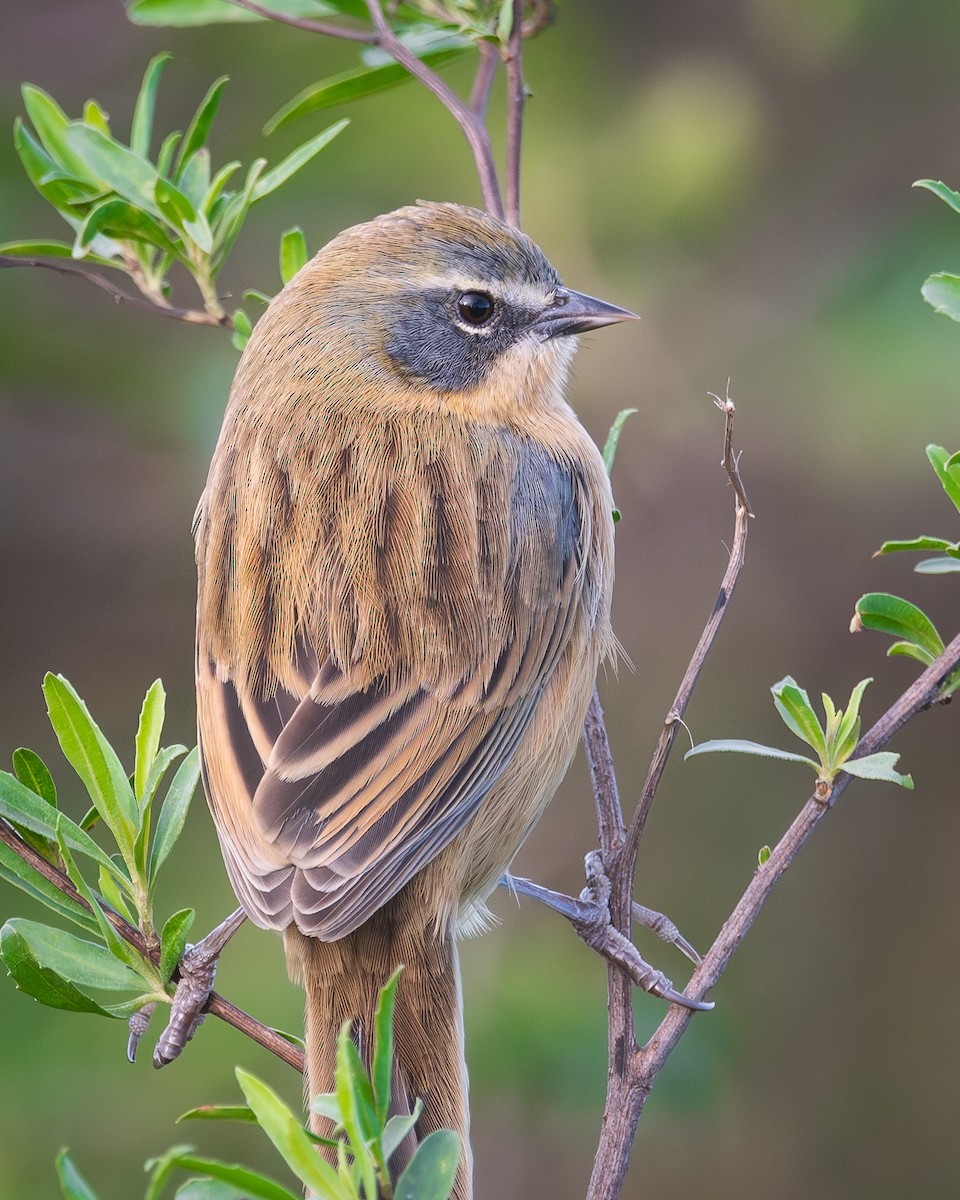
127 908 248 1068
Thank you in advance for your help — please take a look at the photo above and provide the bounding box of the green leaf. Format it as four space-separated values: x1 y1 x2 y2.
372 967 402 1124
156 130 183 178
876 536 956 556
128 0 330 26
74 198 181 259
921 272 960 323
854 593 945 661
12 746 58 807
841 752 913 789
235 1068 354 1200
0 922 115 1015
159 907 195 983
915 556 960 574
155 177 214 252
203 159 242 214
178 1105 258 1124
0 770 121 880
175 1181 245 1200
131 52 172 156
149 746 199 884
212 157 266 269
3 918 144 991
771 676 827 759
335 1024 379 1199
602 407 638 475
914 178 960 215
265 52 465 135
684 739 818 768
64 123 162 214
135 681 166 803
176 75 229 177
43 673 138 856
98 864 135 922
926 444 960 515
169 1154 301 1200
21 85 98 181
83 100 112 137
394 1129 461 1200
757 845 771 866
56 1149 103 1200
0 833 99 934
252 119 349 202
178 147 212 209
382 1104 422 1161
833 678 870 763
0 240 119 271
279 227 308 286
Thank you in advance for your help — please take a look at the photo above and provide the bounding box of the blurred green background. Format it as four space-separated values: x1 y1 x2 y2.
2 2 959 1197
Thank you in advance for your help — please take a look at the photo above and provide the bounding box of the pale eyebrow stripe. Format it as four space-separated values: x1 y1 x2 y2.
414 275 554 310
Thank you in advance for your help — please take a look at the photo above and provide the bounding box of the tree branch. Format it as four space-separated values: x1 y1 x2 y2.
0 256 231 327
0 819 303 1072
470 39 498 119
502 0 526 227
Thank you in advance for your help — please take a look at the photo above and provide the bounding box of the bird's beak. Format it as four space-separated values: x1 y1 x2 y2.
533 288 639 339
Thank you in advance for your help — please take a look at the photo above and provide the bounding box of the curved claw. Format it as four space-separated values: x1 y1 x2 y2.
658 984 715 1012
632 901 703 966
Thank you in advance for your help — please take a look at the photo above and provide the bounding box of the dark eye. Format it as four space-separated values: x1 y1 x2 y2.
457 291 495 326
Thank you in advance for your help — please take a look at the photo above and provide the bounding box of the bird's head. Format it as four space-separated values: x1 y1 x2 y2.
241 201 636 422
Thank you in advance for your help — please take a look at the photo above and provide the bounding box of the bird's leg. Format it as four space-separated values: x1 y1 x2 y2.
128 907 248 1068
500 859 712 1012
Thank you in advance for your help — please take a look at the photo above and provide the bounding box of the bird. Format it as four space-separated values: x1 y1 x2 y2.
193 200 634 1199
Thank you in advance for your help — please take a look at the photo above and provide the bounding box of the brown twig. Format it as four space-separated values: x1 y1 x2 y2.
0 256 231 328
0 820 303 1072
470 39 499 119
502 0 526 228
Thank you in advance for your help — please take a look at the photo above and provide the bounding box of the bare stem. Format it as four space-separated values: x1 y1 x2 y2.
470 39 499 119
0 820 303 1072
364 0 505 219
0 256 231 327
502 0 526 227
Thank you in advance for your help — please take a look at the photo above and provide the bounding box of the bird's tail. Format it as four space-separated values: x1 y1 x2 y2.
285 902 472 1200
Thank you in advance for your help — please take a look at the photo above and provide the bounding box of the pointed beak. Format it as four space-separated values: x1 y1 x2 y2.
532 287 639 339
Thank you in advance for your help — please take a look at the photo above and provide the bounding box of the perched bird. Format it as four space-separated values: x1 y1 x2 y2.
194 201 633 1198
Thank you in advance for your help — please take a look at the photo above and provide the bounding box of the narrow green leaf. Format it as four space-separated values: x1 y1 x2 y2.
131 52 172 156
335 1024 379 1199
309 1093 344 1125
235 1068 354 1200
178 1105 258 1124
145 1145 198 1200
394 1129 461 1200
684 739 819 768
279 226 308 286
21 85 97 181
98 864 135 921
56 1149 103 1200
382 1103 422 1161
771 677 827 759
602 408 638 475
135 681 166 803
252 119 349 202
12 746 57 807
0 240 121 272
854 593 945 661
921 272 960 323
3 918 144 991
155 177 214 253
128 0 329 26
926 444 960 514
177 76 229 175
876 535 954 556
212 157 265 269
915 556 960 574
74 198 181 259
149 746 199 883
82 100 112 137
0 834 99 933
156 130 183 178
265 52 465 135
833 678 871 759
243 288 273 307
178 147 212 209
886 641 935 666
914 178 960 215
372 967 402 1124
169 1154 301 1200
0 770 120 879
203 159 241 214
841 752 913 789
174 1181 244 1200
159 907 195 983
42 673 138 855
64 123 163 214
0 923 115 1015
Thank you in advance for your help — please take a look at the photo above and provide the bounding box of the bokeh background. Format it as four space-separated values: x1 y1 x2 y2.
2 2 959 1197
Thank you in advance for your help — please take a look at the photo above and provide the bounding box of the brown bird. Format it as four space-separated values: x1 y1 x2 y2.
194 201 633 1198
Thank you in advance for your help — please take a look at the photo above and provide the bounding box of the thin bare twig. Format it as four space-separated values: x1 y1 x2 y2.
0 256 230 327
364 0 505 219
470 39 498 119
502 0 526 227
224 0 377 42
0 820 303 1072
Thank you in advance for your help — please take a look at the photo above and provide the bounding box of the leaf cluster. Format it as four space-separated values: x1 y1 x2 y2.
0 677 199 1021
56 971 459 1200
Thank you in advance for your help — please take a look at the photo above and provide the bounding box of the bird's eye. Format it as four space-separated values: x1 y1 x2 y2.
457 291 495 326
